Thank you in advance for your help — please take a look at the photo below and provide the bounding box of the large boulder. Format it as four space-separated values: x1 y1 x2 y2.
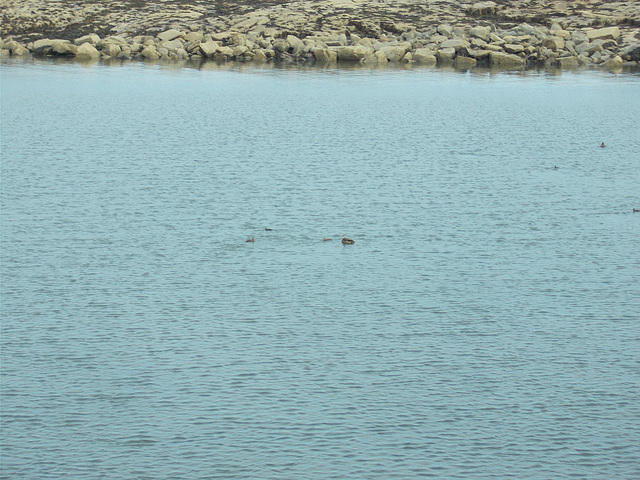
199 40 220 58
436 47 456 62
76 42 101 59
455 56 477 69
489 51 525 67
469 26 491 42
157 29 183 42
440 38 470 51
412 48 437 65
286 35 305 56
542 36 565 51
74 34 100 46
587 27 620 41
313 47 337 63
337 45 372 61
101 42 121 57
602 54 623 70
620 43 640 61
378 44 410 61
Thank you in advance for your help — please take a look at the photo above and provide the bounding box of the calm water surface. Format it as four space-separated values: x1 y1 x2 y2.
1 60 640 479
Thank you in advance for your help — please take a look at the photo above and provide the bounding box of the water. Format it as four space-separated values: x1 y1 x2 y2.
1 60 640 479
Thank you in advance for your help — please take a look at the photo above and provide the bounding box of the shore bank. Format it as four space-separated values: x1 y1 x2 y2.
2 0 640 70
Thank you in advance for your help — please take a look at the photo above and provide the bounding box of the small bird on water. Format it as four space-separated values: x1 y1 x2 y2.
342 235 355 245
246 237 255 243
323 238 333 241
600 142 606 148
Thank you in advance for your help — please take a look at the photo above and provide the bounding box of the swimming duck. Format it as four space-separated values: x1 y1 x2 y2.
633 209 639 213
246 237 255 243
265 228 272 231
342 235 355 245
323 238 333 241
600 142 606 148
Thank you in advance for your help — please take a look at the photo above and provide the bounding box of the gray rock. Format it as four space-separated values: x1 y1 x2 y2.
74 34 100 46
469 1 497 16
602 55 623 70
558 56 579 68
469 26 491 42
379 44 410 61
337 45 372 61
489 51 525 67
504 43 524 54
542 36 564 51
199 40 220 58
76 43 101 60
157 29 183 42
287 35 305 56
438 25 453 37
587 27 620 41
313 47 337 63
620 43 640 61
436 47 456 62
440 38 470 51
455 56 477 68
412 48 437 64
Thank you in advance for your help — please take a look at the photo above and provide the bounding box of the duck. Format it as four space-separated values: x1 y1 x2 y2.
265 228 272 231
246 237 255 243
323 238 333 241
633 209 639 213
342 235 355 245
600 142 606 148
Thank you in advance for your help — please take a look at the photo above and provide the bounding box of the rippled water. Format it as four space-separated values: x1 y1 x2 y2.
1 60 640 479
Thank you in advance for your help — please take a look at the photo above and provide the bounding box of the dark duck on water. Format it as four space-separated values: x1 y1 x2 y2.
342 235 355 245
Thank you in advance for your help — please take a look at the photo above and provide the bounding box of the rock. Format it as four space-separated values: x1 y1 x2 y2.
503 44 524 54
576 40 603 56
74 34 100 46
542 36 564 51
76 42 101 60
401 52 412 63
199 40 220 58
161 39 184 51
313 48 336 63
141 45 160 60
440 38 470 51
587 27 620 41
286 35 305 56
558 56 579 68
184 32 204 44
102 42 121 57
438 24 453 37
51 40 74 55
469 1 497 16
467 48 491 60
455 56 477 68
602 54 623 70
489 51 525 67
379 44 410 61
32 39 54 50
337 45 372 61
620 43 640 61
436 47 456 62
469 26 491 42
157 29 183 42
413 48 437 64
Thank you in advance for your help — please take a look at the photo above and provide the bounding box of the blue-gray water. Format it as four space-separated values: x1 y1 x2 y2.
1 60 640 479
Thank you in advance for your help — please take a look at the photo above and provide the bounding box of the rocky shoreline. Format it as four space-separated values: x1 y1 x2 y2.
2 0 640 70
